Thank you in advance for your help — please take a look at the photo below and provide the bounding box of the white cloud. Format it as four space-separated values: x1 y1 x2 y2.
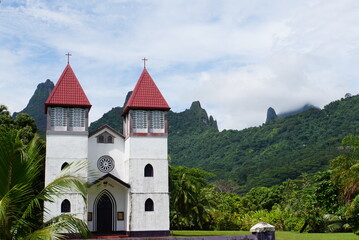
0 0 358 129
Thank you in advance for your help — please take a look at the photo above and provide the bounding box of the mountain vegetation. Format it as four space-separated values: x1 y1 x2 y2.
13 80 359 193
169 135 359 234
169 95 359 192
265 104 319 123
277 104 319 119
2 82 359 234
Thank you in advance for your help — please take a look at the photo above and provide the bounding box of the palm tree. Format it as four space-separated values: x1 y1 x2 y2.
330 135 359 202
330 135 359 234
169 166 216 230
0 128 90 240
0 105 9 115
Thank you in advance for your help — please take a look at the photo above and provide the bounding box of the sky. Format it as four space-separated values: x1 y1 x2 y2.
1 0 359 130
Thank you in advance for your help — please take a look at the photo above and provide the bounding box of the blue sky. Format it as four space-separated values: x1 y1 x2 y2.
1 0 359 130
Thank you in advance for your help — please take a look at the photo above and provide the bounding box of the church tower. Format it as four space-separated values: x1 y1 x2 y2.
44 63 91 222
122 67 170 237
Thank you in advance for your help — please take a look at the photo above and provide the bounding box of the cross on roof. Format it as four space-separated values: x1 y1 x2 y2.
66 52 72 64
142 57 148 69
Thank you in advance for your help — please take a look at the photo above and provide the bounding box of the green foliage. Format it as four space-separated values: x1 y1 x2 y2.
330 135 359 202
17 82 359 191
345 195 359 234
0 106 89 239
313 171 339 214
169 166 216 230
0 106 39 144
170 153 358 234
170 95 359 192
89 107 124 133
0 128 90 239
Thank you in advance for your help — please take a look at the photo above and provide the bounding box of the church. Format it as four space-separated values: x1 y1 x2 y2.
43 61 170 237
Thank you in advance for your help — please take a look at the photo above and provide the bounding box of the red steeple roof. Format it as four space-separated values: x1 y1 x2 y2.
45 64 91 113
122 68 170 116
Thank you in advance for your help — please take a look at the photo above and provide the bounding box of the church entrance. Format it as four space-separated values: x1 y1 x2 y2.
97 194 113 233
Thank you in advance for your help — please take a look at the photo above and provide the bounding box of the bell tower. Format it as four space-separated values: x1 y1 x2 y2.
44 63 91 222
122 66 170 237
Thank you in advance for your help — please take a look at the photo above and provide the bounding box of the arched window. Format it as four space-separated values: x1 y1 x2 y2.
61 162 69 170
144 164 153 177
107 136 113 143
145 198 154 211
61 199 71 213
98 135 104 143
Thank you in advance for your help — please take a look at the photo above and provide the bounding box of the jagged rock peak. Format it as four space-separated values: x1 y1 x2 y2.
190 101 202 111
189 101 218 130
38 79 54 90
266 107 278 123
13 79 55 132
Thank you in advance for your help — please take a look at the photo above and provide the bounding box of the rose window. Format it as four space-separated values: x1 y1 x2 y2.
97 155 114 173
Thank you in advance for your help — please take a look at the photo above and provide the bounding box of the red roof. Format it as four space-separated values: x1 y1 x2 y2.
122 68 170 115
45 64 91 113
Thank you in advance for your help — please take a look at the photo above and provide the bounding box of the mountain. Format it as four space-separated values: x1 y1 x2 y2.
89 98 218 134
265 107 278 123
168 101 218 135
15 81 359 193
277 104 320 118
265 104 319 123
88 91 133 133
89 106 124 133
169 95 359 192
13 79 54 132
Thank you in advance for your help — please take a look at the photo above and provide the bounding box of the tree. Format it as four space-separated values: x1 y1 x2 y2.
0 106 38 144
0 128 89 240
0 105 14 127
169 166 215 230
330 135 359 202
330 135 359 234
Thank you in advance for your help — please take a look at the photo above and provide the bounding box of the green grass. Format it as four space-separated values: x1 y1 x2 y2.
172 231 250 237
172 230 359 240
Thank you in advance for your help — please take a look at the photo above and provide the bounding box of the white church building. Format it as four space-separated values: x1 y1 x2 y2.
43 62 170 237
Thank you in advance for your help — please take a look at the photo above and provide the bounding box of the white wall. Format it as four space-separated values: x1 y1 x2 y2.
45 134 88 185
128 159 168 193
44 193 87 222
88 129 125 182
44 133 88 222
126 136 167 159
125 135 170 232
129 193 169 231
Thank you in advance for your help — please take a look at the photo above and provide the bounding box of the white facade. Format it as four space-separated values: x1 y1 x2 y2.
44 132 88 223
44 66 170 236
45 110 170 236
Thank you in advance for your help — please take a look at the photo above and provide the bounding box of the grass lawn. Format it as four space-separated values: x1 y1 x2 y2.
172 230 359 240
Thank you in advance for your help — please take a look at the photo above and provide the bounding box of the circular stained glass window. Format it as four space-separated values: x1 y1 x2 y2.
97 155 114 173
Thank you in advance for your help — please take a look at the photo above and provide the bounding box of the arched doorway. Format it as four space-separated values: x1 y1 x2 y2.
96 193 114 233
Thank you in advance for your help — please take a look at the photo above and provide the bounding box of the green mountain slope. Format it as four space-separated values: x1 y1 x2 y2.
89 100 218 134
169 95 359 192
89 94 359 192
14 81 359 192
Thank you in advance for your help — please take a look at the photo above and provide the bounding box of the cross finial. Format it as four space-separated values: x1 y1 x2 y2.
142 57 148 69
65 52 72 64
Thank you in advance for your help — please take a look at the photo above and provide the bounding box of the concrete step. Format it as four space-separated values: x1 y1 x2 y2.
91 234 129 239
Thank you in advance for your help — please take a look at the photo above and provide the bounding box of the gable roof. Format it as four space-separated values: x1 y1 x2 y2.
90 173 130 188
122 68 170 116
45 64 91 113
88 124 125 139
